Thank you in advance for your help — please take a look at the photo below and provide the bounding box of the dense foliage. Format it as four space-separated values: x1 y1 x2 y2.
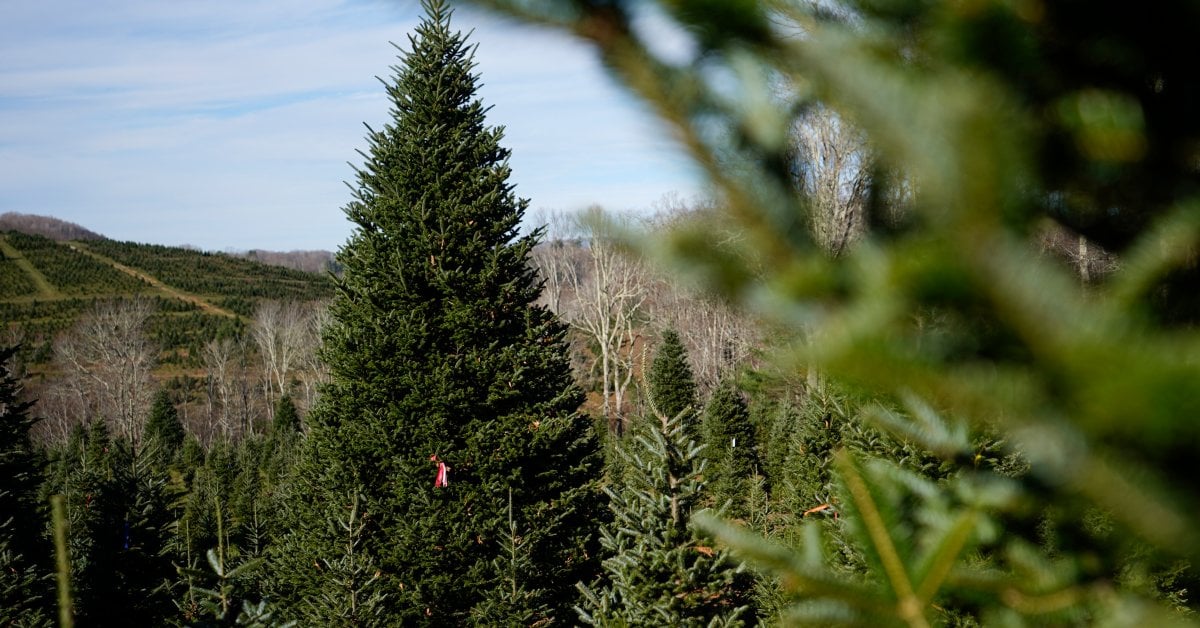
271 1 603 624
0 345 52 625
466 0 1200 624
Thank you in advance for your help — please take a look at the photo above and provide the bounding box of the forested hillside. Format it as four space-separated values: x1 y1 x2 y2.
6 0 1200 626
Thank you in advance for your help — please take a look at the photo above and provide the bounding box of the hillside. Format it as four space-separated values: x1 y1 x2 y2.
0 212 104 241
0 230 335 366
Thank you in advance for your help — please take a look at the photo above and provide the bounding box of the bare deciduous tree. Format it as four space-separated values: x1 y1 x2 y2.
296 299 332 412
52 298 156 443
251 300 308 411
790 106 873 256
201 336 239 442
529 209 585 315
550 207 649 432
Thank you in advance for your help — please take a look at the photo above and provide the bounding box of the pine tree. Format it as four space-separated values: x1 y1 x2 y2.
47 421 176 625
143 388 184 469
0 344 52 625
272 1 603 623
702 379 758 519
577 408 753 626
270 396 300 438
647 328 698 437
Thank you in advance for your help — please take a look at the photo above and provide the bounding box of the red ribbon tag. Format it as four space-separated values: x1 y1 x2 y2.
430 454 450 488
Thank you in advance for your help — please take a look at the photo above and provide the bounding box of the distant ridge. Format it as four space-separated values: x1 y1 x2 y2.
0 212 104 241
0 212 337 274
241 249 337 275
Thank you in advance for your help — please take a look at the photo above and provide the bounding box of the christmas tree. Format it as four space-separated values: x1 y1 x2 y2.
647 328 699 437
577 407 753 626
702 378 759 518
272 1 603 623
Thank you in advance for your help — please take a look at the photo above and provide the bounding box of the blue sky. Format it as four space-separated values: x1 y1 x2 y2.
0 0 703 251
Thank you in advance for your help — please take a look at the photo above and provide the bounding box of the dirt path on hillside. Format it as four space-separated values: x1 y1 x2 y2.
0 234 60 298
70 242 240 319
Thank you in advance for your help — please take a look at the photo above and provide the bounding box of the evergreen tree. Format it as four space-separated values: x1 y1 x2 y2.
272 1 603 623
0 344 52 625
143 388 185 469
47 421 176 626
702 379 758 519
577 408 753 626
270 395 300 438
647 328 698 437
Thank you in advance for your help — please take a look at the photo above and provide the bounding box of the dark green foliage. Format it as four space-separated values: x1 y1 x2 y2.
577 408 753 626
180 435 206 480
470 490 549 625
270 396 300 438
0 344 53 624
144 389 185 468
272 2 603 623
174 432 298 624
179 442 238 562
702 379 758 519
180 545 294 628
46 421 177 626
294 492 387 626
0 540 53 627
647 328 699 439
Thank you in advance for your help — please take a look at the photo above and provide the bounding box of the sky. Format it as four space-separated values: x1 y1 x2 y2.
0 0 703 251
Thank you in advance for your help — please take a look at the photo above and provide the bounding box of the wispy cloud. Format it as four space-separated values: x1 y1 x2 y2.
0 0 700 250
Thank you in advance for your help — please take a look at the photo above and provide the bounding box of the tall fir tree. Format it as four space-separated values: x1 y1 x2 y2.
271 1 603 623
143 388 184 470
702 379 759 519
647 328 699 439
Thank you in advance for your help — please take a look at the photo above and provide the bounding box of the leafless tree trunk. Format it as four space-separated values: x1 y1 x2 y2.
53 298 157 444
556 207 649 432
296 300 332 413
202 337 238 443
529 209 583 315
791 106 872 256
251 300 308 419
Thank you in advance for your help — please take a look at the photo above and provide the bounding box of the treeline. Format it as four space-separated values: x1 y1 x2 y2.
0 213 104 241
239 249 338 276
